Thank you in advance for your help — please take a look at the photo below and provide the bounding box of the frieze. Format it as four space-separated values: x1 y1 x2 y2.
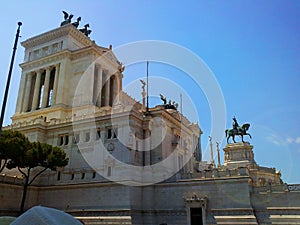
28 41 63 61
22 24 92 49
20 50 70 71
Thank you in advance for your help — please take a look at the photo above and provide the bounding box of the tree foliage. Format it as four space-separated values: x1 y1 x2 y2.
0 130 69 212
0 130 31 173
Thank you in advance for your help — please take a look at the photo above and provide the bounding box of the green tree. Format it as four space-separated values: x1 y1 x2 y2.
0 130 31 173
0 130 69 212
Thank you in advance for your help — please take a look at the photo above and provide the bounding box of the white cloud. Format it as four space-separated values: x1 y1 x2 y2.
285 136 300 145
266 135 283 146
286 137 294 144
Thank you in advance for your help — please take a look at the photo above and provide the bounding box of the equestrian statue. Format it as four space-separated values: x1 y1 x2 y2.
225 117 252 143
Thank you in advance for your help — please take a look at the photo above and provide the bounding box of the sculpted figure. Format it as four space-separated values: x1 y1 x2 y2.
60 11 74 26
225 117 252 143
159 94 167 105
79 24 92 37
72 17 81 28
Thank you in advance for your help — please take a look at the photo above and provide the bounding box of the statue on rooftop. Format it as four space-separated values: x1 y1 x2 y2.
159 94 178 110
160 94 167 105
72 17 81 28
140 80 146 92
225 117 252 143
60 11 74 26
79 24 92 37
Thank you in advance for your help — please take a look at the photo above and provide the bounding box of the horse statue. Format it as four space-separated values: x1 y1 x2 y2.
79 24 92 37
225 117 252 143
72 17 81 28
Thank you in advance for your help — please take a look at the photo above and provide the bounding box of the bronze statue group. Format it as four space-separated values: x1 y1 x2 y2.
60 11 92 37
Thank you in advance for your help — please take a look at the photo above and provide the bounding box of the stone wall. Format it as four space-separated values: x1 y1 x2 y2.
1 177 300 224
0 183 38 216
251 185 300 224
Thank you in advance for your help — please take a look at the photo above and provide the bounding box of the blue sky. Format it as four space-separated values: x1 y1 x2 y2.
0 1 299 183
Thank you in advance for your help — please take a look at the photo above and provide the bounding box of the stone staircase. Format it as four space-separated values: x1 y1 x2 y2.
76 216 132 225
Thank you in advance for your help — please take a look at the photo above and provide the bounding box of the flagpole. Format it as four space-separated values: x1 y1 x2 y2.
0 22 22 134
146 61 149 112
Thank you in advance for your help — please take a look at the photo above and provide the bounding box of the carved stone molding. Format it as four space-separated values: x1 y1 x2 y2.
21 24 92 49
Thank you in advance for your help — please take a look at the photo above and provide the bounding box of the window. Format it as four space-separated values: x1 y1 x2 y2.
57 171 61 181
58 135 69 146
92 172 96 179
85 132 90 142
73 133 80 144
107 166 112 177
81 173 85 179
71 173 74 180
113 128 117 138
107 128 117 139
107 129 112 139
59 136 64 146
65 135 69 145
96 129 101 140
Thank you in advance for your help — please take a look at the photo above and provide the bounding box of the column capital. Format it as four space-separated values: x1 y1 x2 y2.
45 66 52 71
35 69 42 74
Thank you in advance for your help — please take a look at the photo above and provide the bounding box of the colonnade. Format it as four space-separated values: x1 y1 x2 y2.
17 64 59 113
16 63 121 114
93 64 121 107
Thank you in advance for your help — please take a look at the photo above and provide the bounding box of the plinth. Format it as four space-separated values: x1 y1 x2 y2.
223 142 256 169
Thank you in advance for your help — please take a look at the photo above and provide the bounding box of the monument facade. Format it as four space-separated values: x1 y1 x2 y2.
1 15 300 225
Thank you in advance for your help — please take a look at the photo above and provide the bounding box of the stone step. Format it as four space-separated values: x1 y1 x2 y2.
76 216 132 225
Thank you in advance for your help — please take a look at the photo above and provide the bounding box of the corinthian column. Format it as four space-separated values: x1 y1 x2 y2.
22 73 32 112
42 67 51 108
115 75 120 104
31 70 41 110
15 71 27 113
52 64 60 105
104 72 110 106
96 66 103 107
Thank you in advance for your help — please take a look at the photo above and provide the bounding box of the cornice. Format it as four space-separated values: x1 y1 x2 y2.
71 45 121 69
21 24 93 49
19 46 120 72
19 50 71 71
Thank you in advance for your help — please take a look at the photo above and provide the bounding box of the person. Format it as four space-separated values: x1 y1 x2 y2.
232 117 239 132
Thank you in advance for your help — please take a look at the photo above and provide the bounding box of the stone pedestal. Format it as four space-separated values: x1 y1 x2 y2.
223 142 256 169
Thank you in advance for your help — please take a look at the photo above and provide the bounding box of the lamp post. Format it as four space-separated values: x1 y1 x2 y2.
0 22 22 134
